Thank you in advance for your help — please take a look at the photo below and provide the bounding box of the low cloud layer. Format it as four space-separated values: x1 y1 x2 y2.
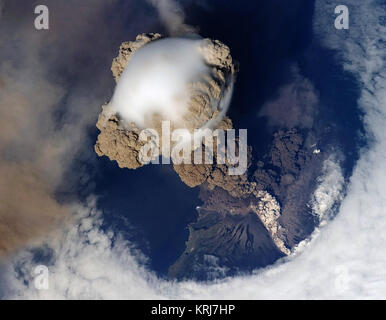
0 0 146 260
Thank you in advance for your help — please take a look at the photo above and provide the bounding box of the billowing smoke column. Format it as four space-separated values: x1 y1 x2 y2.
94 33 289 254
95 33 236 173
95 0 237 170
106 35 235 132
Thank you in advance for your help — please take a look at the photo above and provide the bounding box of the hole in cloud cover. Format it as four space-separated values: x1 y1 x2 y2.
1 0 386 299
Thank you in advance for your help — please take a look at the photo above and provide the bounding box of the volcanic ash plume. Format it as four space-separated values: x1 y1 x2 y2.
94 34 291 256
109 35 234 131
95 33 236 173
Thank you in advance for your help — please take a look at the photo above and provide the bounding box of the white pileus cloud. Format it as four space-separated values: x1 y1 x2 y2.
110 38 209 128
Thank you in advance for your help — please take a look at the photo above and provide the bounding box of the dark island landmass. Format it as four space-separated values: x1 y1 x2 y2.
169 130 324 280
